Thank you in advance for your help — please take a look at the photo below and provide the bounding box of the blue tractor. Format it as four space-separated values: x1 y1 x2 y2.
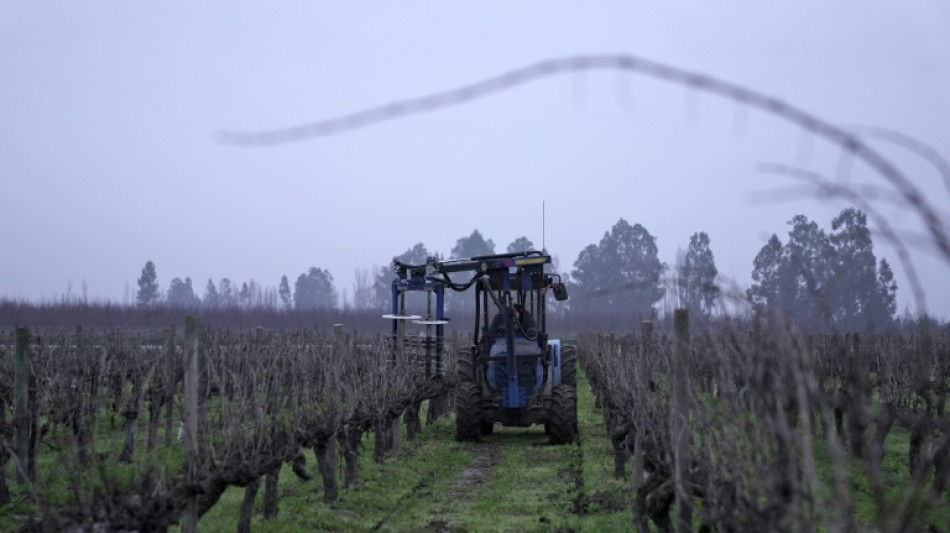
386 250 577 444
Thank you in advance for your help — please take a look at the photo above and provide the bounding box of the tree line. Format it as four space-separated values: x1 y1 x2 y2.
133 206 900 332
136 264 337 311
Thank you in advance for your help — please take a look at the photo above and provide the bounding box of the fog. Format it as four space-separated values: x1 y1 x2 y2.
2 2 948 317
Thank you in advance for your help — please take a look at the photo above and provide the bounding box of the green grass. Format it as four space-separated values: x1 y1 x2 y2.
809 422 950 531
1 411 188 530
188 374 633 532
188 416 476 532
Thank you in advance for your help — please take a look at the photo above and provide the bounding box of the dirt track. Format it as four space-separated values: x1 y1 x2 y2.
368 424 584 532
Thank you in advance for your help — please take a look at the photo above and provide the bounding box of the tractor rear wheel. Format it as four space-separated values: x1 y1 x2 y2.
458 349 474 382
561 345 577 387
547 385 578 445
455 382 482 441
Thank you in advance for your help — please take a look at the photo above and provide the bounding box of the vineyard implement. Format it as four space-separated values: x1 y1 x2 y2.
386 250 577 443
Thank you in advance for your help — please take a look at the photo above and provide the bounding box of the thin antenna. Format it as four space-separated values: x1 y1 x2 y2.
542 201 546 253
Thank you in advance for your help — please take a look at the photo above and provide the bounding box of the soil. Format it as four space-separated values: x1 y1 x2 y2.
448 442 502 496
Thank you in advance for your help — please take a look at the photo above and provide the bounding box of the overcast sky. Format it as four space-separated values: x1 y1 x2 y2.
3 2 948 318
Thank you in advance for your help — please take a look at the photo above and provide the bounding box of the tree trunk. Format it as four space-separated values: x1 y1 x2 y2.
405 401 422 441
612 433 629 479
833 402 845 439
0 463 8 505
146 391 163 451
14 327 32 483
339 424 362 488
0 401 10 504
427 394 446 425
70 408 90 467
391 415 401 452
671 309 692 533
182 317 200 533
869 412 895 469
631 430 649 533
847 334 867 459
931 438 950 498
291 452 312 481
119 413 138 463
868 410 896 514
609 417 630 479
28 406 41 481
164 326 177 447
196 477 230 519
237 477 261 533
909 421 926 473
374 417 393 463
262 468 280 519
110 372 124 430
315 437 339 502
816 405 827 440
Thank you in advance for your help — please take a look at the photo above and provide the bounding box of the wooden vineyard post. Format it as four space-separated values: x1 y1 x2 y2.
183 317 200 533
164 324 177 447
14 327 30 483
640 319 652 354
672 309 692 533
633 320 653 533
849 332 867 459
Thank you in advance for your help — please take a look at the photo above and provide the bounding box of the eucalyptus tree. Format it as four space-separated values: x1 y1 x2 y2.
678 231 719 317
293 267 338 310
570 218 664 320
167 277 200 307
136 260 159 306
750 208 898 331
203 279 220 308
278 275 292 309
506 236 536 253
829 207 897 330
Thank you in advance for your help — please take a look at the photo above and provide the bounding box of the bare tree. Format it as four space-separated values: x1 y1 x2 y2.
352 267 375 310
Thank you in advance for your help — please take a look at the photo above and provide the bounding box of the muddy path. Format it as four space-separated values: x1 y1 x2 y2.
354 373 633 532
422 442 503 532
370 424 584 532
443 441 503 501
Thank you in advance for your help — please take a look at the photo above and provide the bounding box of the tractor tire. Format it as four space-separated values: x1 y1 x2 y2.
481 422 495 435
455 382 482 441
458 349 474 382
547 385 578 445
561 345 577 388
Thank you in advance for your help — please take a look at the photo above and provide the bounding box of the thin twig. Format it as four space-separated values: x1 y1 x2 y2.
849 125 950 201
218 54 950 264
